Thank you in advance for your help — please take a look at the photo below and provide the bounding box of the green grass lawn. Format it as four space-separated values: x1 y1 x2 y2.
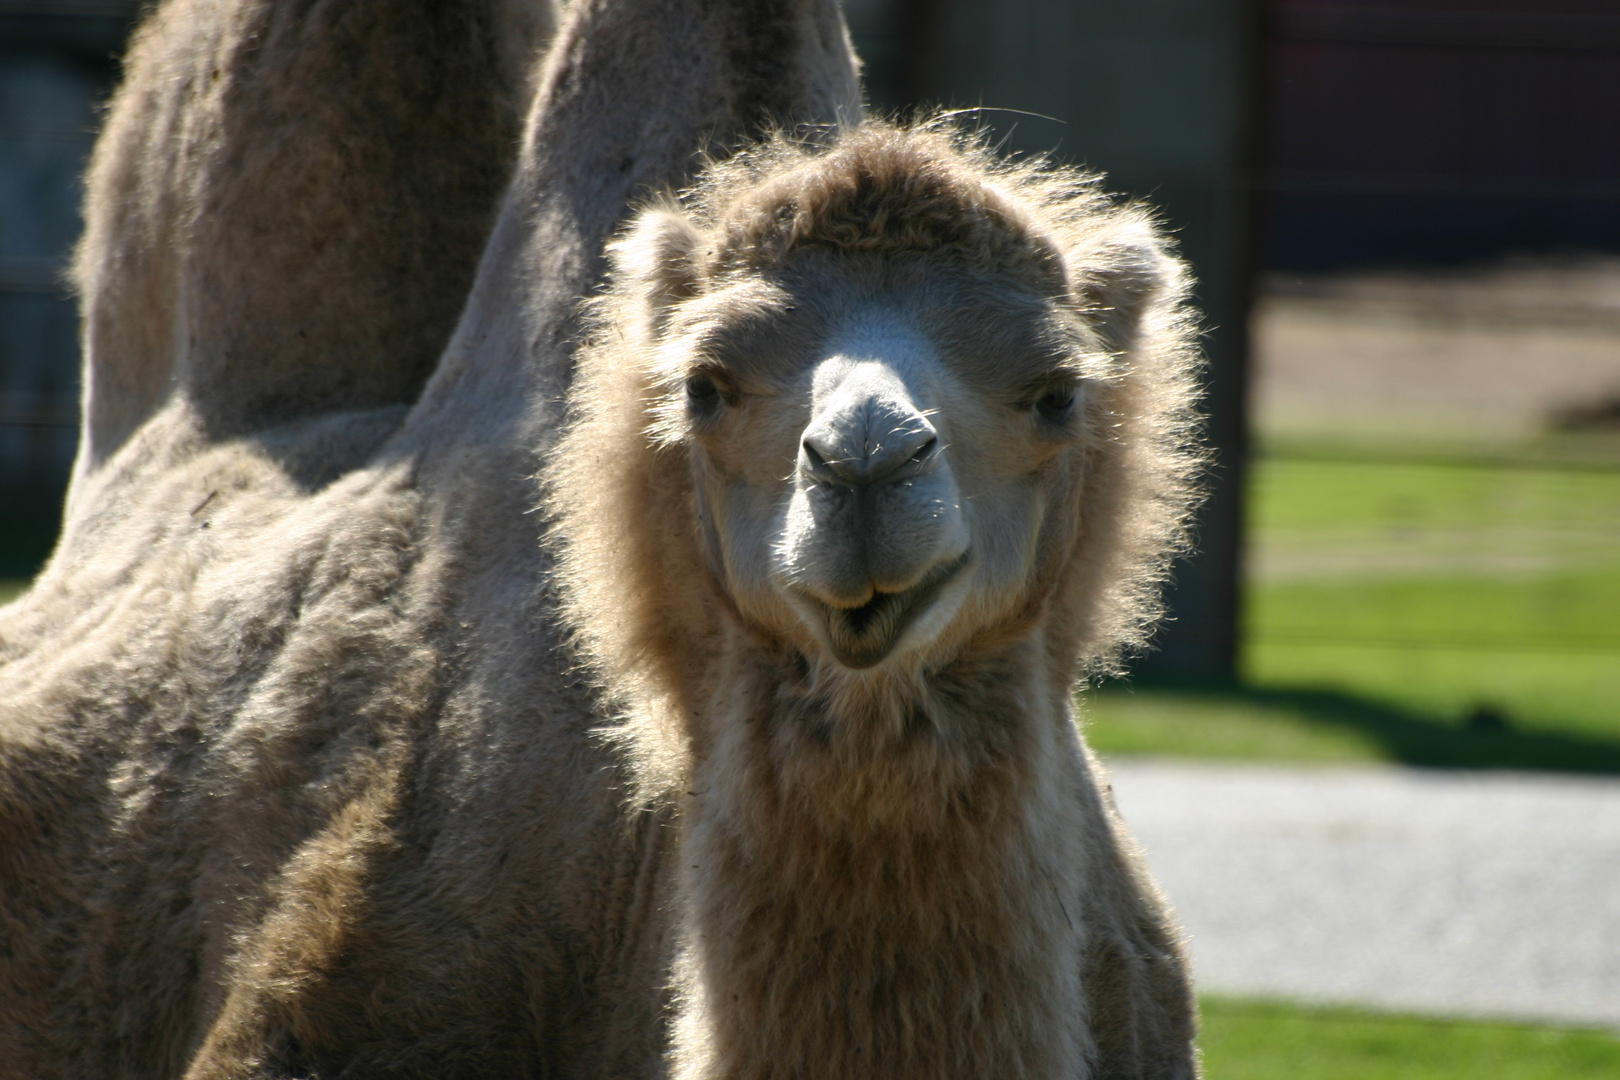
1200 998 1620 1080
1087 453 1620 771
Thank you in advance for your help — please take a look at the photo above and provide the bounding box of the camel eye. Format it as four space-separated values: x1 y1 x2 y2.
686 371 722 414
1035 383 1077 422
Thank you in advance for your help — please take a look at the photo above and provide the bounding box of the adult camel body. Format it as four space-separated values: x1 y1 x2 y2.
0 0 1201 1076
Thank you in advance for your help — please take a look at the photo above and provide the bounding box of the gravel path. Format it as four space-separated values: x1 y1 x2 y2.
1104 759 1620 1029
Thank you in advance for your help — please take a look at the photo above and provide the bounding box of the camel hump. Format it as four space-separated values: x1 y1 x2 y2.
73 0 556 464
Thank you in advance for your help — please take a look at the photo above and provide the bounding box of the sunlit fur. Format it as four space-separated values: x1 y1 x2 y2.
550 121 1204 1079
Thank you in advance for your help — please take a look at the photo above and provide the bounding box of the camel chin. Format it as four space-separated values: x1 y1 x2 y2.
793 549 976 670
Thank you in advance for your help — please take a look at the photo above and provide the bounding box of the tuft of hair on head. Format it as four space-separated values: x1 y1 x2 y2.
686 121 1084 291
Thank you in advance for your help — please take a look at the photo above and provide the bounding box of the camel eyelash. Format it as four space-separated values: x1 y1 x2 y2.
1018 372 1084 421
685 370 722 402
680 364 743 418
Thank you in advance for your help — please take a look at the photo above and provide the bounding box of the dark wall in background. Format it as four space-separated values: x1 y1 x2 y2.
0 1 135 574
1264 0 1620 269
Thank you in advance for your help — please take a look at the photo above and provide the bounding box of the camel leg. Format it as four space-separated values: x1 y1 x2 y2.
71 0 556 472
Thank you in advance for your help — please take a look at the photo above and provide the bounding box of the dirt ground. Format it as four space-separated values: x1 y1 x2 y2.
1250 257 1620 448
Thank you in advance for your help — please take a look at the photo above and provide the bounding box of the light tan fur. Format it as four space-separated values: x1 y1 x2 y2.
548 123 1203 1079
1 0 1199 1075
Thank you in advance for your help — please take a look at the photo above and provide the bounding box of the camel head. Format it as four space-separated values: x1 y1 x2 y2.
551 122 1203 730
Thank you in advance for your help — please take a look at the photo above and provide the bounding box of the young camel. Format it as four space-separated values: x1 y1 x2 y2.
550 124 1203 1079
0 0 1200 1076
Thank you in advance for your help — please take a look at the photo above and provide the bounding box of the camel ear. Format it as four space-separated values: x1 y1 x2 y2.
1067 218 1184 358
608 207 707 336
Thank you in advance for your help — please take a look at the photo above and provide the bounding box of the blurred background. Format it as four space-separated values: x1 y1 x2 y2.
0 0 127 573
3 0 1618 1074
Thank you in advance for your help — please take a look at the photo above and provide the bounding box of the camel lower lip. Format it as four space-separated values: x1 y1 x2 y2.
813 552 970 669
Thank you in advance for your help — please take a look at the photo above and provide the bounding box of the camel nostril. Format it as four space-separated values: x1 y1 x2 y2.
801 437 842 483
909 436 938 466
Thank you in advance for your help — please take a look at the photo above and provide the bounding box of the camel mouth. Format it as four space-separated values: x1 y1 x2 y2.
811 551 971 669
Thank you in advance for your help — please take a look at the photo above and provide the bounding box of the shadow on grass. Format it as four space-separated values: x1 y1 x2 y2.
1125 679 1620 775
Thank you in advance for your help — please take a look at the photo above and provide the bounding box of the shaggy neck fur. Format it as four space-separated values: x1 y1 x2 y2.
671 629 1092 1079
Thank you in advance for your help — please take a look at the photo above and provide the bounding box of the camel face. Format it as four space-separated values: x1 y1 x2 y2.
663 252 1099 672
561 122 1204 711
